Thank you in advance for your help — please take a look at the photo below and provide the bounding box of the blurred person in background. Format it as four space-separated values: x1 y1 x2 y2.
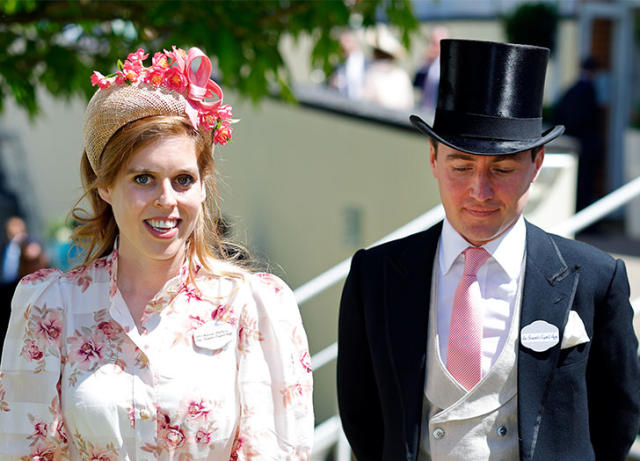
362 26 414 110
330 29 366 101
0 217 49 352
413 26 449 119
552 57 604 212
0 216 29 350
0 216 27 285
0 45 313 459
18 239 50 280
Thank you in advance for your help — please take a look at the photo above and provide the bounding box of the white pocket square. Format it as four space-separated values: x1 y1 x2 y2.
561 311 590 349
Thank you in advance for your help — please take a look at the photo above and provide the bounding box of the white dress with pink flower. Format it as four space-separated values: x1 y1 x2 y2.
0 249 313 460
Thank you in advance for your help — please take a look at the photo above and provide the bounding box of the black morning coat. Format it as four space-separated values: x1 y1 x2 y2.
337 220 640 461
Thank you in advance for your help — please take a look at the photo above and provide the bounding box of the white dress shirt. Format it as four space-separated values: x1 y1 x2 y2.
436 216 526 375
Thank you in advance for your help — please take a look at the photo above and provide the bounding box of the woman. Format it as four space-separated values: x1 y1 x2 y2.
0 46 313 460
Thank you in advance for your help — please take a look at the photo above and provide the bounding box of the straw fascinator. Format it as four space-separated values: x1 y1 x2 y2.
83 46 234 172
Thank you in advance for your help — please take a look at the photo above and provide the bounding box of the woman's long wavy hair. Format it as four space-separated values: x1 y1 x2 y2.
71 115 248 276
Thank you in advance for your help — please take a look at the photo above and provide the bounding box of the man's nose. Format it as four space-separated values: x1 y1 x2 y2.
469 171 494 201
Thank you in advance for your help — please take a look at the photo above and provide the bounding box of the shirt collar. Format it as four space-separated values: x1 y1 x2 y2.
439 215 526 280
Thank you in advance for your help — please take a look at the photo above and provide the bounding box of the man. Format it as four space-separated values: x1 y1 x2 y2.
337 39 640 461
413 26 449 116
553 57 604 211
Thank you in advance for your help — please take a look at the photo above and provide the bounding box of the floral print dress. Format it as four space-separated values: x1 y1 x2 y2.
0 249 313 460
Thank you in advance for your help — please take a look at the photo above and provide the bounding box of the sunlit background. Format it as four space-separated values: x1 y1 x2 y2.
1 0 640 458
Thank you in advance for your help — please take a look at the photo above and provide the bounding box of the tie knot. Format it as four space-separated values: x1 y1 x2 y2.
462 246 490 276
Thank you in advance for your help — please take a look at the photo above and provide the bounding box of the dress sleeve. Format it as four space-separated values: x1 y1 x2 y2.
232 273 314 460
0 269 69 460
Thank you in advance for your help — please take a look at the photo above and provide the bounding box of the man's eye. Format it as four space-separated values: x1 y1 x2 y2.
175 175 194 187
495 168 514 174
134 174 151 185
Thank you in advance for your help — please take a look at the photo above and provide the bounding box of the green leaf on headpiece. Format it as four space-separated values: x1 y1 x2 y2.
117 59 124 71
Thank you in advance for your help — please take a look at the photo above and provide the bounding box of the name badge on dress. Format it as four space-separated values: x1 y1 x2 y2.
193 321 234 350
520 320 559 352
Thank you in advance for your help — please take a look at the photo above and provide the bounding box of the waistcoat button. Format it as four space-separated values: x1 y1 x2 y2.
433 427 445 440
139 409 151 419
497 425 508 437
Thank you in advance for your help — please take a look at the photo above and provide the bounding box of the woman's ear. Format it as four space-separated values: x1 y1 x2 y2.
98 187 112 205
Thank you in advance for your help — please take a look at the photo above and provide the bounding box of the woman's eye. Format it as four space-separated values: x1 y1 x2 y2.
175 175 194 187
134 174 151 185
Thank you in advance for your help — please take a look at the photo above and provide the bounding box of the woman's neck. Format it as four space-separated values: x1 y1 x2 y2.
115 247 186 328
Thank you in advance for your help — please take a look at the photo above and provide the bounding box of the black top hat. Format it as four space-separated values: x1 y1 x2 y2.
410 39 564 155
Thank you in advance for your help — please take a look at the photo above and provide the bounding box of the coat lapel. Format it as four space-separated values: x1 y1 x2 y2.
384 222 442 460
518 222 579 461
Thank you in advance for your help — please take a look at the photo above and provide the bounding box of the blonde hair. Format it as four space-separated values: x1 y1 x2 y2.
71 115 248 276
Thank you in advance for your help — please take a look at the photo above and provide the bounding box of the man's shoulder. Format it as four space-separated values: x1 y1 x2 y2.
354 222 442 264
527 221 617 269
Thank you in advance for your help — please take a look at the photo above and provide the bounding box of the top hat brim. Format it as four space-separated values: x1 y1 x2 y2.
410 115 565 155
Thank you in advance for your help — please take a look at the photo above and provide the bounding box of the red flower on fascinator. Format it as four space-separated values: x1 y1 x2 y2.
90 46 235 146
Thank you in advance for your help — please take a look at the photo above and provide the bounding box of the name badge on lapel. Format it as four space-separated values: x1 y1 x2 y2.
193 321 234 351
520 320 559 352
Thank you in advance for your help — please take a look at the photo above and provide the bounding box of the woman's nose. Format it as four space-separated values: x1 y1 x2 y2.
154 180 177 208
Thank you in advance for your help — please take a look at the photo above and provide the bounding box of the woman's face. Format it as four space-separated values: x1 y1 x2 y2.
99 134 205 266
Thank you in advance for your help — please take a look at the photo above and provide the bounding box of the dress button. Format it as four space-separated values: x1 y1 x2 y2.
139 409 151 420
433 427 445 440
497 425 508 437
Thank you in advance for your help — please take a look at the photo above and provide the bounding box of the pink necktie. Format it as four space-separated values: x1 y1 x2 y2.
446 246 490 391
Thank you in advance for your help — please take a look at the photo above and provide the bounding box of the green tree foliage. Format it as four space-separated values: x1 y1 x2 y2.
0 0 418 118
503 2 559 54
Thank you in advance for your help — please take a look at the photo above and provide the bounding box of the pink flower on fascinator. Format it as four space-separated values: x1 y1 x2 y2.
199 111 218 132
213 120 233 146
164 67 188 92
127 48 149 64
91 71 111 89
144 67 165 87
122 60 142 83
152 51 170 70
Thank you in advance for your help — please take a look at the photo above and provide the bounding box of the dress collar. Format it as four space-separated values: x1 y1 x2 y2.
106 237 193 318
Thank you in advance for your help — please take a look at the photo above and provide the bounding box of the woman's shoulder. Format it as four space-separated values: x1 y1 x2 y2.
16 255 112 300
14 267 65 311
249 272 294 296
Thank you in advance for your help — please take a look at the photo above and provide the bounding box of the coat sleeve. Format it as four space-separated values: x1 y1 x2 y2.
587 259 640 460
0 269 69 460
232 273 314 460
337 249 384 460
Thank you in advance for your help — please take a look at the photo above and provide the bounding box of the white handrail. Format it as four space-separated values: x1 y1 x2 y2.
551 175 640 237
293 205 445 304
311 342 338 371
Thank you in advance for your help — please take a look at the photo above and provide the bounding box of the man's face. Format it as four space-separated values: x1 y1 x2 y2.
430 142 544 246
